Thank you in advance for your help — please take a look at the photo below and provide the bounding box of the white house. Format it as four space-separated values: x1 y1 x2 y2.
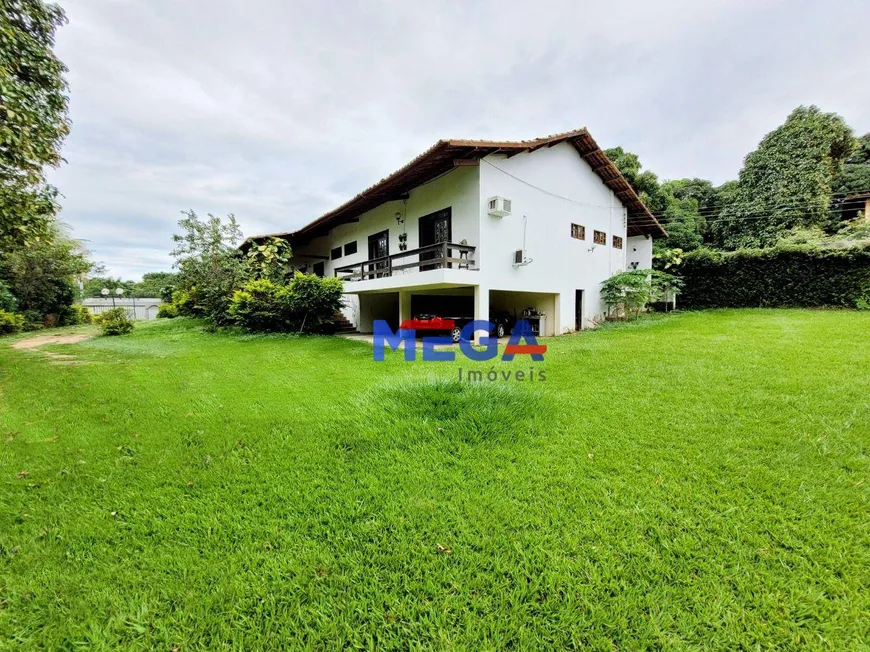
246 128 665 337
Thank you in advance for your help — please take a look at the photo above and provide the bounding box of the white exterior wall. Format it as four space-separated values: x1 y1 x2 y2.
81 298 163 321
290 142 645 334
477 143 628 331
627 235 653 270
290 166 480 326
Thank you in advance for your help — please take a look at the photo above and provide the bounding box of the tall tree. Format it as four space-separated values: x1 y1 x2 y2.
170 210 246 325
81 275 137 298
0 235 90 326
710 105 854 249
134 271 178 298
604 147 666 214
658 181 704 251
605 147 711 251
0 0 70 251
832 133 870 197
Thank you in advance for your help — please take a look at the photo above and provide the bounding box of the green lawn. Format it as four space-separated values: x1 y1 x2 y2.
1 310 869 650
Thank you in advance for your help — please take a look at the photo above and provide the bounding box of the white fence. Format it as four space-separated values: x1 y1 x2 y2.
81 298 163 321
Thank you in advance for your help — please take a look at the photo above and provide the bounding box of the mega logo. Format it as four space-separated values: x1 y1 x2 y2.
373 319 546 362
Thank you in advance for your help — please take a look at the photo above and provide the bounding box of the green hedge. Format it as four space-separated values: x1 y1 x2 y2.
679 244 870 309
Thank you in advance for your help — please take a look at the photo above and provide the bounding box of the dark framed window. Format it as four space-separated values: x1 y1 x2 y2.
571 223 585 240
313 261 325 277
612 235 623 249
366 230 390 279
419 207 452 270
344 241 357 256
331 246 342 260
593 230 606 245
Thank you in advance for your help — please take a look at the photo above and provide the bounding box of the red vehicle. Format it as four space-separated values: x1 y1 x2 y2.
400 312 515 342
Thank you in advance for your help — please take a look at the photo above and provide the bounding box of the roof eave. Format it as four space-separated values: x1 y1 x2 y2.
245 128 666 245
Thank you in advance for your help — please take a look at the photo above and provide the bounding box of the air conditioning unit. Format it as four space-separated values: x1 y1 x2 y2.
487 196 512 217
513 249 529 266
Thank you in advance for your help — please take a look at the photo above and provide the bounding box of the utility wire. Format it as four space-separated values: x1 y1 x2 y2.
482 157 869 226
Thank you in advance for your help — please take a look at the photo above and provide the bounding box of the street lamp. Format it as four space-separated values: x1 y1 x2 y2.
101 287 124 307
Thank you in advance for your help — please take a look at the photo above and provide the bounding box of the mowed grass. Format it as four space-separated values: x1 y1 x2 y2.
1 310 869 650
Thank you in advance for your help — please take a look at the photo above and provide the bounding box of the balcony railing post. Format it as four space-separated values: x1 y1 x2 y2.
335 242 475 281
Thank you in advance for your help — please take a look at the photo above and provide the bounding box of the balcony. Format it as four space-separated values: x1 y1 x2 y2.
335 242 476 282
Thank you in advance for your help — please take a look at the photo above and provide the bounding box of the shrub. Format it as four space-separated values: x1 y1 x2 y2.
228 273 344 333
172 288 203 317
679 244 870 309
67 304 92 324
0 280 16 313
601 269 682 319
228 279 287 332
21 310 46 331
0 309 24 335
283 273 344 331
94 307 134 336
157 303 179 319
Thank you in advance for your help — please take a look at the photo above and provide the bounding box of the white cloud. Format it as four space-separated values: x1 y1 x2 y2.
50 0 870 278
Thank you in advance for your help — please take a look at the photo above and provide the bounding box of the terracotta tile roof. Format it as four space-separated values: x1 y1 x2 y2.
248 128 665 244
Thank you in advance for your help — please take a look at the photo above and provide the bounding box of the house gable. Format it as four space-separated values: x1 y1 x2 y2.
245 128 664 249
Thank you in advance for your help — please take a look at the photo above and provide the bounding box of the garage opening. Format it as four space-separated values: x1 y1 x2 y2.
411 288 473 320
357 292 399 333
489 290 558 337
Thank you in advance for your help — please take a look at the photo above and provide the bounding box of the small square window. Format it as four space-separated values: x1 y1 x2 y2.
594 230 606 245
331 247 342 260
344 241 357 256
571 223 585 240
612 235 623 249
313 262 325 277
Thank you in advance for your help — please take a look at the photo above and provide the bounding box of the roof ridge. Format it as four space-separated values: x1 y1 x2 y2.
244 127 665 243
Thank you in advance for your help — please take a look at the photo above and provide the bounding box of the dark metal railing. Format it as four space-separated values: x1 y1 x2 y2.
334 242 476 282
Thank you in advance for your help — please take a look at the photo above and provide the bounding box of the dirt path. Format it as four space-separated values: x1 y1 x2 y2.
10 333 93 365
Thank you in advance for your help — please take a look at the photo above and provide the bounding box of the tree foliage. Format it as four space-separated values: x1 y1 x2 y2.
81 271 178 299
832 132 870 196
169 210 247 325
0 0 70 251
246 236 292 283
82 275 136 298
606 147 713 251
604 147 665 214
136 271 178 298
709 105 854 249
0 236 91 327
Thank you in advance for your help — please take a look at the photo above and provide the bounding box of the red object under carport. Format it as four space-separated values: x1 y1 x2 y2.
400 317 455 331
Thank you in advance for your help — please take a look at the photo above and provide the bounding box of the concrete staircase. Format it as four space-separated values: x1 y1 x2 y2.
333 313 358 335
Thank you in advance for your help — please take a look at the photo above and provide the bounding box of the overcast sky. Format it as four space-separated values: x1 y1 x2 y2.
51 0 869 280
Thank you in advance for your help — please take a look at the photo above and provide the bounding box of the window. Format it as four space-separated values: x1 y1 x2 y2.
593 230 606 245
313 261 325 277
331 246 342 260
344 241 357 256
612 235 623 249
571 223 585 240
